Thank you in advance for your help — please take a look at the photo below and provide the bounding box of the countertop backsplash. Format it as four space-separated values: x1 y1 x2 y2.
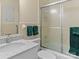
0 36 7 44
0 34 22 45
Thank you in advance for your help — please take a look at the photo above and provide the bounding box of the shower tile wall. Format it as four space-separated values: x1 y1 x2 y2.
62 0 79 54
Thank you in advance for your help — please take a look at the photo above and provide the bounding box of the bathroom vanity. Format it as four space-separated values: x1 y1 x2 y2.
0 40 39 59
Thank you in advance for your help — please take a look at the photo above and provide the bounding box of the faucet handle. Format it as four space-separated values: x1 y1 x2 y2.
5 33 11 36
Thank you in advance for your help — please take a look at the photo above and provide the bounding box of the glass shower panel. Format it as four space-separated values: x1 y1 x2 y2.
62 0 79 56
41 4 62 52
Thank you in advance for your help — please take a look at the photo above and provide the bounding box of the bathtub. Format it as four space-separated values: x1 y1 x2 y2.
0 40 39 59
38 49 76 59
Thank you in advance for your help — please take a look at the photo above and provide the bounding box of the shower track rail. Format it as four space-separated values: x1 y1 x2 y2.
40 0 72 8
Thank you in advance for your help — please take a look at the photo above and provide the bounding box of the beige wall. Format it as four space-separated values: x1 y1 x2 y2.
19 0 40 38
0 0 1 35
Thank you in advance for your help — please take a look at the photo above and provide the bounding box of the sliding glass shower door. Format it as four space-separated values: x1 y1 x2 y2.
41 0 79 57
41 3 62 52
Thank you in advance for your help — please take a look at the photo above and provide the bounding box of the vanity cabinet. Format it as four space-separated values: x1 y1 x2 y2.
10 46 38 59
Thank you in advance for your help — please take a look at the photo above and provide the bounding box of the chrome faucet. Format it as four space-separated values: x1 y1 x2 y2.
6 38 9 43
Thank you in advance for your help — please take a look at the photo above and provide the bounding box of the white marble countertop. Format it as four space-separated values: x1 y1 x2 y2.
0 40 39 59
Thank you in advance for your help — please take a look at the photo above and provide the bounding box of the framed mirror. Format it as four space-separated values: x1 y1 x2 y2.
0 0 19 36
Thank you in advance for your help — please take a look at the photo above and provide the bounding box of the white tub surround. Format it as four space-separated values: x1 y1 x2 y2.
46 49 75 59
38 49 76 59
0 40 39 59
38 50 56 59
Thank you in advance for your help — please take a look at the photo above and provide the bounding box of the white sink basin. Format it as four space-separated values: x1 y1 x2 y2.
0 43 25 52
0 40 39 59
